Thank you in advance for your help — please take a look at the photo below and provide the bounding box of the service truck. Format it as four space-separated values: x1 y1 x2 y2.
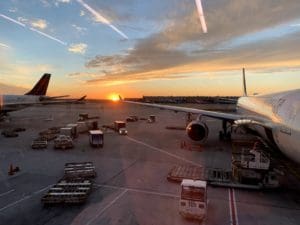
114 121 126 132
179 179 207 221
89 130 103 147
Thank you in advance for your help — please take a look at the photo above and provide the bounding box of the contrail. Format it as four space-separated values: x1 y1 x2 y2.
0 13 25 27
195 0 207 33
0 13 67 45
76 0 128 40
30 27 67 45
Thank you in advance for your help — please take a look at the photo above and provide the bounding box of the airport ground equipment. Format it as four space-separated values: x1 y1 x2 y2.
54 135 73 150
168 143 280 189
86 120 99 130
1 130 18 137
41 178 92 205
67 124 78 138
8 164 20 176
38 127 60 141
42 162 96 205
77 121 88 133
179 179 207 221
114 121 126 132
31 140 48 149
60 127 72 137
149 115 156 122
89 130 104 147
126 115 138 122
207 143 280 189
78 113 89 121
78 113 100 122
165 126 186 130
64 162 96 179
167 165 203 182
13 127 26 132
119 128 128 135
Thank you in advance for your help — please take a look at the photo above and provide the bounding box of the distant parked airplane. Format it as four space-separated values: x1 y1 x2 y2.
0 73 86 119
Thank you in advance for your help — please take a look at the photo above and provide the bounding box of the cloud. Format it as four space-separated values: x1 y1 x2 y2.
80 0 300 85
0 82 27 95
31 19 47 30
80 10 85 16
17 17 28 23
8 8 17 13
68 43 87 54
0 60 53 92
72 24 87 33
0 43 10 49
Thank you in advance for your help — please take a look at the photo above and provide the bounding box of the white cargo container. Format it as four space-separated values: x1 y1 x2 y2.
60 127 72 137
67 124 78 138
89 130 103 147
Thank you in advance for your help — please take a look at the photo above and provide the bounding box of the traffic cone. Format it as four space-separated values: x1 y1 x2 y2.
8 164 14 176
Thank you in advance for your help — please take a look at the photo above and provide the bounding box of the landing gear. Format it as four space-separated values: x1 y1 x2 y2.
219 120 232 141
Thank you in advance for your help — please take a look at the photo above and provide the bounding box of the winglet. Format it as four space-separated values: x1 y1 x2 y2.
242 68 248 96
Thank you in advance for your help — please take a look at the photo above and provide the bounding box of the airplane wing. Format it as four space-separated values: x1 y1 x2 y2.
120 98 274 129
4 95 86 107
40 95 86 105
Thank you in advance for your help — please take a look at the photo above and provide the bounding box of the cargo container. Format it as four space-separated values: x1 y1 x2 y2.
114 121 126 132
60 127 72 137
89 130 103 147
67 124 78 138
77 122 88 133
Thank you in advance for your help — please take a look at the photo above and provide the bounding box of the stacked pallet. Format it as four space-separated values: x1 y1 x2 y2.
64 162 96 179
41 178 92 204
167 165 203 182
31 140 48 149
42 162 96 205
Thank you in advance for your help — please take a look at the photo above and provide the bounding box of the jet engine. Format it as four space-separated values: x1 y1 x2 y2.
186 120 209 142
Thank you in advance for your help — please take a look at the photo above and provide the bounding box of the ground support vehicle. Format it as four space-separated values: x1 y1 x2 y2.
54 135 73 150
179 179 207 221
207 145 280 189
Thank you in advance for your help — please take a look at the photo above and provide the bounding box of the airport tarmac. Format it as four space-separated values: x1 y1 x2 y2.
0 102 300 225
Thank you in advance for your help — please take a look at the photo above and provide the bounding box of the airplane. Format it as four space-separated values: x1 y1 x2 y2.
119 68 300 164
0 73 86 119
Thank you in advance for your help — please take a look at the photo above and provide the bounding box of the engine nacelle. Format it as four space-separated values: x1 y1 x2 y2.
186 120 209 142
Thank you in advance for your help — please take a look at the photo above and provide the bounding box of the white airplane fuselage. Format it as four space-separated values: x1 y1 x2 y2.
236 89 300 163
0 95 41 113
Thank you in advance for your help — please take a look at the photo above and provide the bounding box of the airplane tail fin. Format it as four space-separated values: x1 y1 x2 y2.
242 68 248 96
25 73 51 96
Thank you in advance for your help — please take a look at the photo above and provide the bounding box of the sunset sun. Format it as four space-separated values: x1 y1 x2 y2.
108 94 120 102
